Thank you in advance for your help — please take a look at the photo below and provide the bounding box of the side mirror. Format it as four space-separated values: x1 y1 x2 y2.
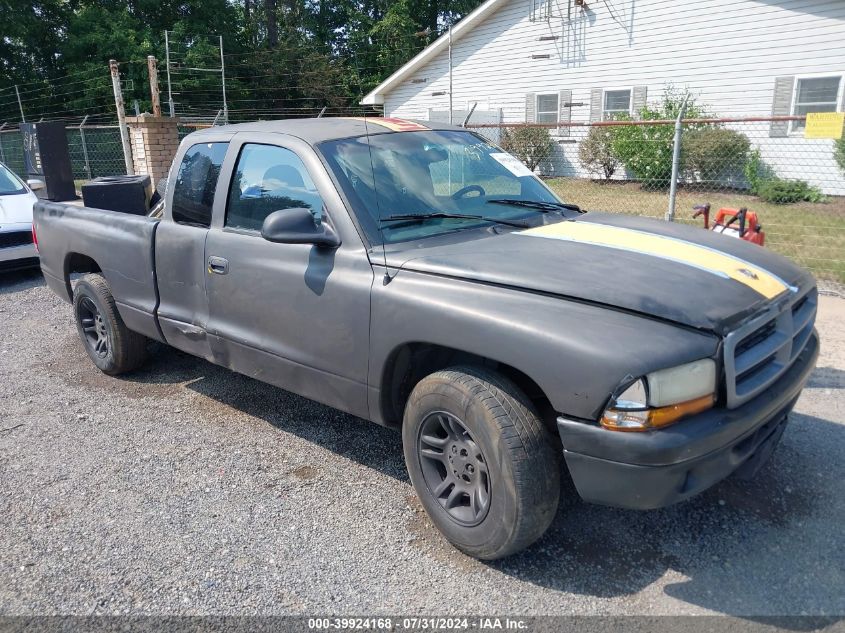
27 178 45 191
260 207 340 249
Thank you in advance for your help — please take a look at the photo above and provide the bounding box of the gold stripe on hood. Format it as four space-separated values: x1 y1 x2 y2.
518 221 790 300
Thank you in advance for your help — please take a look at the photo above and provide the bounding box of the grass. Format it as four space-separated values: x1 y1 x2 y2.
547 178 845 286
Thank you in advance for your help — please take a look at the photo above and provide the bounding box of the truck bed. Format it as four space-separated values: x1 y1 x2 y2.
34 201 163 342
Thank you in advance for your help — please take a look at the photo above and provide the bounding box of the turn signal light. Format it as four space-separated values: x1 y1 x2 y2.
601 394 715 432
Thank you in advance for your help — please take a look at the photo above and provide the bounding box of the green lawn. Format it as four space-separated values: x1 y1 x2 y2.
547 178 845 286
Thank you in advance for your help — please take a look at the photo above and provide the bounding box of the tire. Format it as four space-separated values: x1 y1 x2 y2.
402 365 561 560
73 273 148 375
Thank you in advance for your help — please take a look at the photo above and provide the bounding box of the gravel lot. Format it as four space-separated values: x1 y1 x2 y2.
1 268 844 617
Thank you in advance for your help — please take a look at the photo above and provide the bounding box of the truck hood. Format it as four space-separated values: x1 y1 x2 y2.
383 212 813 335
0 191 37 226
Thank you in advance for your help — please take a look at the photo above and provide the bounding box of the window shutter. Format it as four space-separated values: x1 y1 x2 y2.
840 78 845 111
558 89 572 136
589 88 603 122
525 93 536 123
770 76 795 137
632 85 648 117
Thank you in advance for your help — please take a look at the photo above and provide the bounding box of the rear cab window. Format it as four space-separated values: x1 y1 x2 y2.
172 142 229 227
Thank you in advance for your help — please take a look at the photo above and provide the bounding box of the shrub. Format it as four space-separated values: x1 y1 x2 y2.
757 178 826 204
682 127 751 186
578 127 620 180
744 149 765 195
835 136 845 174
609 115 674 189
500 126 555 172
609 87 708 189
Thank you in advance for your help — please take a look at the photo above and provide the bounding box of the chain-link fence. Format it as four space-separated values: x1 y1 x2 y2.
2 113 842 288
0 124 126 182
467 117 845 288
0 122 215 184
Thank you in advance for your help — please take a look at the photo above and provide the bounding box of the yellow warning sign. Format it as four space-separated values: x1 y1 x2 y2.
804 112 845 139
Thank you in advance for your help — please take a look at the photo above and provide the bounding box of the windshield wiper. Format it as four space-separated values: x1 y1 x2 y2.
486 198 582 213
380 212 529 228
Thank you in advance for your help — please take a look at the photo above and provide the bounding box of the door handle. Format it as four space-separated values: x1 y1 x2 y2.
207 256 229 275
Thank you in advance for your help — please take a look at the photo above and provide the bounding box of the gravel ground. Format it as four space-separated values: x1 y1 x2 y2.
1 268 844 617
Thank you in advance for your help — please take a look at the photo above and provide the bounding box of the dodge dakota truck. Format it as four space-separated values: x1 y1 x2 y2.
34 118 819 559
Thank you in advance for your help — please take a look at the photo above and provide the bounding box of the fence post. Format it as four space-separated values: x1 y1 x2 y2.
0 123 6 164
219 36 228 123
147 56 162 117
165 31 175 117
462 102 478 127
666 93 690 222
15 86 26 122
78 115 91 179
109 59 135 176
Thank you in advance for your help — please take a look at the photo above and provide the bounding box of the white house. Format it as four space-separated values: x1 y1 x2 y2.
362 0 845 194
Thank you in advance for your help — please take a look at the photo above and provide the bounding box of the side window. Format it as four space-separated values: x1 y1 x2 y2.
791 76 842 132
536 94 559 124
172 142 229 227
603 89 632 120
226 144 324 231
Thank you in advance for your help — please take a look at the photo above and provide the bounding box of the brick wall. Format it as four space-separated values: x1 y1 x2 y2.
126 115 180 189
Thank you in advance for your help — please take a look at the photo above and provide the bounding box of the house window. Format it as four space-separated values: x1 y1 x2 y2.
603 89 631 119
791 76 842 132
536 94 559 124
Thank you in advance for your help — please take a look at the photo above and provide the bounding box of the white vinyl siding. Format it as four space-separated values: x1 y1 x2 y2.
791 75 842 132
381 0 845 194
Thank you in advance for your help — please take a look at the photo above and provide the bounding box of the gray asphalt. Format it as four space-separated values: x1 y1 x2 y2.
1 268 844 617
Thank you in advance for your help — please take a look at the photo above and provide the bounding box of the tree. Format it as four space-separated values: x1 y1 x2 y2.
265 0 279 48
0 0 487 123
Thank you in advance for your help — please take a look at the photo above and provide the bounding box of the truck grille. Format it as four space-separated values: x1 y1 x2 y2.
723 286 817 408
0 230 33 249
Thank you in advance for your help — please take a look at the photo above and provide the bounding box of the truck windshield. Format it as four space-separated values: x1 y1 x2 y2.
0 163 27 195
319 130 566 245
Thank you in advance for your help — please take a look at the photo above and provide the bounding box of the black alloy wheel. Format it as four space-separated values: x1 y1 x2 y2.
417 411 491 526
77 295 110 358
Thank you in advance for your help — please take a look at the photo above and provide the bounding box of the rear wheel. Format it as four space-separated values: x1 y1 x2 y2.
402 366 561 559
73 273 148 375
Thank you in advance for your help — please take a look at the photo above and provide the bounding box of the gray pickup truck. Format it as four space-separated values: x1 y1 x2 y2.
34 118 819 559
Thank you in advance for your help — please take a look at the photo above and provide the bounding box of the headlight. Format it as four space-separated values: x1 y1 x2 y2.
601 359 716 432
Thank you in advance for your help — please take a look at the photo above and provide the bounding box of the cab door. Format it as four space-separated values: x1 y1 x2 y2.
204 133 373 418
155 138 230 360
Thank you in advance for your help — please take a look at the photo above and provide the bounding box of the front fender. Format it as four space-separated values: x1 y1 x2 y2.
368 269 719 422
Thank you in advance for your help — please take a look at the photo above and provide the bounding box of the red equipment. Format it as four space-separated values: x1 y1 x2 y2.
692 203 765 247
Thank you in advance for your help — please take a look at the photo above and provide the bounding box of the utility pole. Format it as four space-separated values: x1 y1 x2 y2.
219 36 228 123
448 25 453 125
147 55 162 117
15 85 25 122
164 30 175 117
109 59 135 175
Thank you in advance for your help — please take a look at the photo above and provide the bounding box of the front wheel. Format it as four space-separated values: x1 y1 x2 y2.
73 273 149 375
402 366 561 559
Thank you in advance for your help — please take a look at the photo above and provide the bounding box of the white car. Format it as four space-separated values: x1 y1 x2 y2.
0 161 41 272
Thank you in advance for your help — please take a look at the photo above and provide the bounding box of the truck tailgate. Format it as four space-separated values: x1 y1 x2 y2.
34 201 161 341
